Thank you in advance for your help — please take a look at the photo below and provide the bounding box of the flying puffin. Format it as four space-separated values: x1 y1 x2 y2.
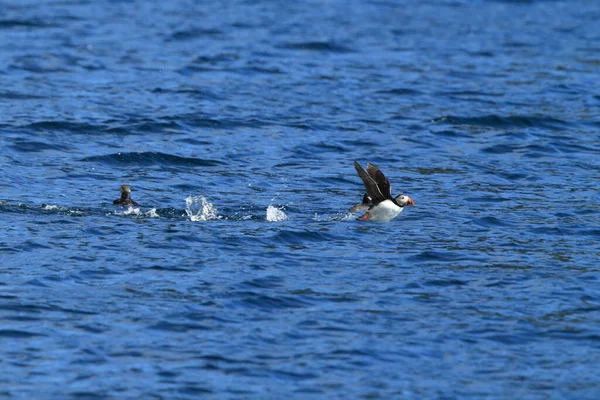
113 185 139 207
350 161 414 222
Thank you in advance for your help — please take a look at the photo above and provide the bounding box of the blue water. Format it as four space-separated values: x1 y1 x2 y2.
1 0 600 398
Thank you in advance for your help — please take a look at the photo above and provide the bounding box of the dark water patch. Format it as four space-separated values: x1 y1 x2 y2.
147 264 194 272
74 324 110 334
9 138 74 153
151 86 220 100
78 268 122 279
278 41 355 53
10 54 75 73
0 91 45 100
0 329 45 338
416 167 461 175
481 144 520 154
5 315 40 322
238 64 284 75
465 196 511 204
472 216 517 228
238 276 285 290
168 27 224 41
15 240 52 251
273 230 337 246
271 369 319 381
25 279 49 287
172 114 273 130
492 0 536 3
551 141 600 155
234 292 312 310
178 386 213 395
406 251 486 263
103 119 185 135
574 229 600 238
528 226 564 236
423 279 469 287
81 152 224 167
67 392 106 400
189 53 240 65
432 115 568 130
148 321 211 332
293 141 352 156
0 246 18 254
376 88 423 96
0 19 57 29
20 121 105 135
430 129 473 138
175 138 213 146
0 303 96 316
315 293 363 304
437 90 504 98
340 139 380 148
524 144 559 154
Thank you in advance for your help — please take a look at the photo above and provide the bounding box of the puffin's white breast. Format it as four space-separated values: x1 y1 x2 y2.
366 200 403 222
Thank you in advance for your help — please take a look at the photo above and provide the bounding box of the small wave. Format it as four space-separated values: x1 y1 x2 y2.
168 27 224 41
376 87 423 96
278 41 355 53
186 196 220 221
266 205 288 222
0 90 45 100
431 114 567 130
21 121 105 135
10 139 74 153
81 152 224 167
0 19 56 29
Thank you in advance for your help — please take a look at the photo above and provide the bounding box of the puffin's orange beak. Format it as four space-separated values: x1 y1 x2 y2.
407 197 415 206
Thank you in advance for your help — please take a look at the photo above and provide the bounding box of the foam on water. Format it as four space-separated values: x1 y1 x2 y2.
266 205 288 222
313 212 355 222
185 195 219 221
123 206 141 215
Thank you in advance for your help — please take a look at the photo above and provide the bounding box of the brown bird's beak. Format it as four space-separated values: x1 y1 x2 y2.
407 197 415 206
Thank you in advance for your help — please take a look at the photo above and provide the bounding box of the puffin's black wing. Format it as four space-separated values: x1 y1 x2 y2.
354 161 386 204
366 163 393 200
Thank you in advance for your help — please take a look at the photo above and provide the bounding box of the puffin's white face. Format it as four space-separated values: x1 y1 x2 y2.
394 194 414 207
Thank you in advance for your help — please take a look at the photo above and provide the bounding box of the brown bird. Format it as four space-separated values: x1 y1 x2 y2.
113 185 139 207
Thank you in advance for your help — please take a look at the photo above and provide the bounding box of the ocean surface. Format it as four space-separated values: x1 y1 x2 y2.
1 0 599 398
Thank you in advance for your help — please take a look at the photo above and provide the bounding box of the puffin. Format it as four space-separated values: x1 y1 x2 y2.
350 161 414 222
113 185 139 207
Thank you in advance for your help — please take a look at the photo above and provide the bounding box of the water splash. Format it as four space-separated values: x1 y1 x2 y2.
145 208 159 218
122 206 141 215
266 205 288 222
185 196 219 221
312 212 355 222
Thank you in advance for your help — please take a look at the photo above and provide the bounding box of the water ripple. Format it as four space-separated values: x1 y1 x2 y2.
81 152 224 167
